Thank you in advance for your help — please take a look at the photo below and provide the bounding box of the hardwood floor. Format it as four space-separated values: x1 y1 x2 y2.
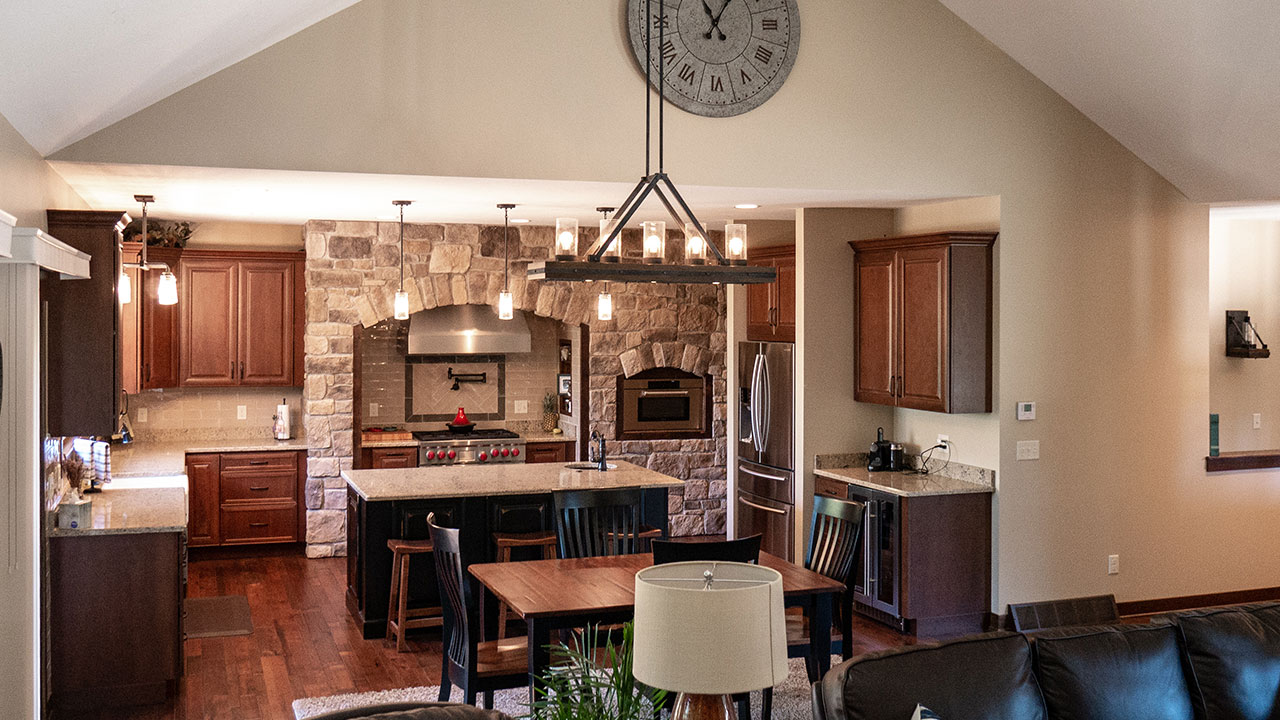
79 547 913 720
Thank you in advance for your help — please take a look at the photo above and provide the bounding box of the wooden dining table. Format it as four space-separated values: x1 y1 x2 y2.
468 551 845 703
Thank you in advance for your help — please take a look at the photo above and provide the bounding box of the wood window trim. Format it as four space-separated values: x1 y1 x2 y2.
1205 449 1280 472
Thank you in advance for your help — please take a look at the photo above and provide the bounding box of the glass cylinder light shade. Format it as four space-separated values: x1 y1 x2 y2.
597 291 613 321
684 223 707 265
393 289 410 320
642 221 666 264
555 218 579 260
498 290 514 320
156 270 178 306
600 219 622 262
725 223 748 265
119 270 132 305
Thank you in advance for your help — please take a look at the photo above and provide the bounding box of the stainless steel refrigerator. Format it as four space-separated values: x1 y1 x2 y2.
735 341 795 561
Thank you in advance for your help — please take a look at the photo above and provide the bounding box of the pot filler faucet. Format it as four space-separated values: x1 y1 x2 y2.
589 430 608 471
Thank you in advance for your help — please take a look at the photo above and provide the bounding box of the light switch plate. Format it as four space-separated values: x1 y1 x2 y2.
1255 413 1263 429
1017 401 1036 421
1016 440 1040 460
515 400 529 414
136 407 148 423
370 402 380 416
236 405 247 420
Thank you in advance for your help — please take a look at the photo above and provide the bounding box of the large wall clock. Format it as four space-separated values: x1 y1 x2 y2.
626 0 800 117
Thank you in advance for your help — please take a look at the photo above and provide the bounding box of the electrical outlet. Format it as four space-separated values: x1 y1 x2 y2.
1016 440 1040 460
370 402 380 416
1255 413 1263 429
236 405 247 420
515 400 529 414
1108 554 1120 575
937 434 950 450
136 407 148 423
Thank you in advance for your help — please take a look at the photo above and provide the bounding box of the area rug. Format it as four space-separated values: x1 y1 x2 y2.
184 595 254 639
292 656 830 720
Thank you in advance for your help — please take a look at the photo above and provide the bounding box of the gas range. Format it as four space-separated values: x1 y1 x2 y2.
414 428 526 465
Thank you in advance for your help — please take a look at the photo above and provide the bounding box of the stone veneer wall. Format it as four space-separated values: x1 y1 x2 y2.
302 220 727 557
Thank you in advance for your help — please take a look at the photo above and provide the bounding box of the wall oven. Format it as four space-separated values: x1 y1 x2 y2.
617 371 709 439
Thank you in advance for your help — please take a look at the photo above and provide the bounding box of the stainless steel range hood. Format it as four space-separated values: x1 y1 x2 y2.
407 304 531 355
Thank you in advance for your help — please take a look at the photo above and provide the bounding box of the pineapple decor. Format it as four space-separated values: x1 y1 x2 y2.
542 392 559 433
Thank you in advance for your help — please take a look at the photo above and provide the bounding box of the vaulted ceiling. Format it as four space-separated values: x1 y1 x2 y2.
2 0 1277 206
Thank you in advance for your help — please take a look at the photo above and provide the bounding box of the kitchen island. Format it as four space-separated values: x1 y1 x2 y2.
343 460 683 638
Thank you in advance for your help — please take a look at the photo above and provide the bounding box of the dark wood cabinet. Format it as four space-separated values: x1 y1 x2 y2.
370 447 417 468
850 232 996 414
120 242 182 392
844 484 991 636
48 531 184 711
185 450 304 547
525 441 575 463
44 210 129 437
179 250 302 387
746 244 796 343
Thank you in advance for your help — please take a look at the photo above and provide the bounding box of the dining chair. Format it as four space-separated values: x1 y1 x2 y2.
650 533 762 565
552 488 656 558
650 534 764 720
427 513 529 708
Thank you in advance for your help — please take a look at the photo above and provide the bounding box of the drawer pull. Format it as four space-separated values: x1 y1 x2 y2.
249 522 269 528
249 486 270 491
248 460 270 466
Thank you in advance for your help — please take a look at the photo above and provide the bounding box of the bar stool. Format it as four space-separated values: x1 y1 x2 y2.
386 538 444 652
491 530 557 639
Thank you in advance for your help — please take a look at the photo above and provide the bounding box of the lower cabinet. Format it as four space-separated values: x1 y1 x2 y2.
525 440 575 463
370 447 418 468
48 531 184 712
185 450 305 547
843 485 991 636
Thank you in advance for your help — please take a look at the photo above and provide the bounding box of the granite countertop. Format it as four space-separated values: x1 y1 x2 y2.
361 438 419 448
814 465 994 497
344 459 683 501
49 479 188 537
522 432 575 443
112 436 309 478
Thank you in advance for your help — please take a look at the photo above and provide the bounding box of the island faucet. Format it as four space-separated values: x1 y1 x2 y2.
589 430 608 471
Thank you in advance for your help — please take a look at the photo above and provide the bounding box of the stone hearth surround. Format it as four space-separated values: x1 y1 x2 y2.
302 220 728 557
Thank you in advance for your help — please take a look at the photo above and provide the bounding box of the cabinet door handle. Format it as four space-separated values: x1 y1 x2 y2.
889 376 895 396
248 460 269 466
145 363 151 383
249 485 269 491
240 361 245 379
249 522 268 528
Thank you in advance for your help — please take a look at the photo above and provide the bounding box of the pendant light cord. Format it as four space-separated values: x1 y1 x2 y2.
398 203 405 292
503 206 510 291
140 198 149 268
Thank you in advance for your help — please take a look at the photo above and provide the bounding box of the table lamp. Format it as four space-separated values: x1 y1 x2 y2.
633 561 787 720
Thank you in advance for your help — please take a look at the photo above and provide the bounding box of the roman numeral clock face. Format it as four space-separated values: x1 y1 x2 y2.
626 0 800 117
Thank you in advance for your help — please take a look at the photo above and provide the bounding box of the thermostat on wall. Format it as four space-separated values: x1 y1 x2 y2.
1016 401 1036 421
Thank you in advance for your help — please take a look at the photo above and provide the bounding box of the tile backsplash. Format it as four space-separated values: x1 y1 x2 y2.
127 386 304 439
361 313 567 431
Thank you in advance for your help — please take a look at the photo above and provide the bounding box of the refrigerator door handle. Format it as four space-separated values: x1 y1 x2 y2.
738 495 787 515
739 465 789 483
758 353 771 449
750 354 765 453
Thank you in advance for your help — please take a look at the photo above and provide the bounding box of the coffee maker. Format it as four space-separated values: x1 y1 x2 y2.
867 427 904 472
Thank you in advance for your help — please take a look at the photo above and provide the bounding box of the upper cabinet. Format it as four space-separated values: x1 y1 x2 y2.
120 242 182 393
179 251 302 387
44 210 129 437
746 244 796 343
850 232 996 414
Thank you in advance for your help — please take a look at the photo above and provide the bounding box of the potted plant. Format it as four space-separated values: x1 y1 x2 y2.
526 623 666 720
122 218 193 248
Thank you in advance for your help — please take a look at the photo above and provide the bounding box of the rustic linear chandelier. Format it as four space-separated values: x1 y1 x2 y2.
526 0 774 287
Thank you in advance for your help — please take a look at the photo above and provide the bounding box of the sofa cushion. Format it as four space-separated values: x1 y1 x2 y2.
1033 623 1195 720
816 632 1046 720
1174 602 1280 720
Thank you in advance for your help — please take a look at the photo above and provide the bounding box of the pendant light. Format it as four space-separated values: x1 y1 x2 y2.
597 282 613 321
596 206 616 320
497 203 516 320
525 0 772 287
393 200 412 320
123 194 179 306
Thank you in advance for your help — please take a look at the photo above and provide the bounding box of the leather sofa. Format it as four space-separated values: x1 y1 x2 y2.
811 601 1280 720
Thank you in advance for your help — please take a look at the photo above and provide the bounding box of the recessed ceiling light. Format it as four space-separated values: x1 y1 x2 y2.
734 203 759 209
511 218 530 223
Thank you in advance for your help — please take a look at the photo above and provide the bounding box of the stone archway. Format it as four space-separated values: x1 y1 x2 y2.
301 220 727 557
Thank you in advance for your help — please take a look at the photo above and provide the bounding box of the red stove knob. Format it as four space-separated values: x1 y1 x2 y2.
447 450 457 460
491 447 500 457
426 450 435 460
479 452 488 461
501 448 510 457
511 448 520 457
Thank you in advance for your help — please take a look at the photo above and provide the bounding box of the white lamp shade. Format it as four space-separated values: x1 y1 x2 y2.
555 218 579 259
600 219 622 261
633 562 787 695
597 291 613 321
393 290 410 320
118 270 132 304
497 290 514 320
156 270 178 306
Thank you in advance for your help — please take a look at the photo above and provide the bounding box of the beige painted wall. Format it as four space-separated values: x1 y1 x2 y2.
185 220 303 249
1209 218 1280 451
0 110 86 227
49 0 1251 608
891 196 1001 471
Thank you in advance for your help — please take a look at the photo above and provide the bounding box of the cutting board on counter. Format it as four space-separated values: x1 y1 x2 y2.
361 430 413 443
